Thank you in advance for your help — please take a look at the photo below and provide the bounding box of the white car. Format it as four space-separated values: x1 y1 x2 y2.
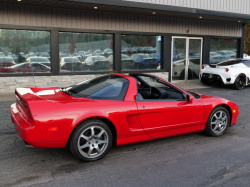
216 51 236 60
200 59 250 90
172 58 201 79
210 52 224 64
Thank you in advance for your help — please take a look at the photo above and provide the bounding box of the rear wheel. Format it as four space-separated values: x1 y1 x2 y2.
233 74 246 90
205 107 230 136
69 120 113 162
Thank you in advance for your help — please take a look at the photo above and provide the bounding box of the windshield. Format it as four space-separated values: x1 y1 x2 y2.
92 57 106 61
122 55 130 59
95 50 102 53
226 51 236 55
64 58 80 62
210 52 220 56
0 58 13 62
85 52 91 55
11 63 27 68
62 75 129 100
30 58 50 62
139 54 151 58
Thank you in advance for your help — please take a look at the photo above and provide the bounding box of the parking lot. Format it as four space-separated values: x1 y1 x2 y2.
1 84 250 187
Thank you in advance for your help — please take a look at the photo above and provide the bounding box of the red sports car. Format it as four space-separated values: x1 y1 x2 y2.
11 73 239 161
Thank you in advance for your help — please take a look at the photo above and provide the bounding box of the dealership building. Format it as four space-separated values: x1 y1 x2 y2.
0 0 249 94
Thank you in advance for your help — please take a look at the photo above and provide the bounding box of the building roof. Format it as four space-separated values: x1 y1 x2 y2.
1 0 250 23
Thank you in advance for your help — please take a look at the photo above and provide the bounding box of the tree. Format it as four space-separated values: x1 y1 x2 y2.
245 24 250 55
68 35 76 55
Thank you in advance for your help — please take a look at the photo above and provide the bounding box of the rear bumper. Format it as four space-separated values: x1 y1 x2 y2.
200 73 227 84
11 103 66 148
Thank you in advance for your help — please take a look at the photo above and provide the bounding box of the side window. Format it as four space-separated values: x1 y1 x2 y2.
136 75 185 101
136 56 140 60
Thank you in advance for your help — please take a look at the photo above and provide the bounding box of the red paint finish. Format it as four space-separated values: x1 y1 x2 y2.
10 73 240 148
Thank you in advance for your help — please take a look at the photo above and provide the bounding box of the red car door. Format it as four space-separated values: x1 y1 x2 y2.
136 99 204 137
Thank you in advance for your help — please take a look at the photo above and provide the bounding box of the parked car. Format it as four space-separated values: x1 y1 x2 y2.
40 52 50 61
0 57 15 67
25 54 36 59
0 62 50 73
210 52 224 64
121 47 127 54
92 50 104 56
107 54 134 69
11 73 239 161
176 52 200 60
8 53 18 63
143 46 156 53
0 52 6 57
200 58 250 90
60 57 83 71
73 53 82 61
216 51 236 60
59 54 68 61
150 53 161 63
82 52 92 60
20 52 25 57
131 53 158 69
83 56 109 70
103 49 113 58
27 57 51 68
127 47 137 55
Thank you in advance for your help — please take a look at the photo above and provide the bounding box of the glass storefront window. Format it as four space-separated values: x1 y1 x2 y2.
59 32 113 72
210 39 238 64
0 29 51 74
121 35 162 71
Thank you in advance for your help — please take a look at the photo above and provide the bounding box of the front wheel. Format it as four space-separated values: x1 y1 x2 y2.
69 120 113 162
205 107 230 136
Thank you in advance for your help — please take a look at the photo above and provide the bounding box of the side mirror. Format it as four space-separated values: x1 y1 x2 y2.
186 94 193 103
138 82 141 88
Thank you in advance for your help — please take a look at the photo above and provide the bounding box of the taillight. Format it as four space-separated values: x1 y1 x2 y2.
202 65 204 69
225 68 229 72
213 57 218 59
173 65 175 67
230 56 235 58
142 60 145 62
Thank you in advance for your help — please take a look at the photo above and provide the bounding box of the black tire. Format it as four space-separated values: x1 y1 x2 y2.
233 74 246 90
205 106 230 137
69 119 113 162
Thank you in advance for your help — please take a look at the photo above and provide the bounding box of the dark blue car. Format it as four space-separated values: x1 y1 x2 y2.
131 53 158 69
150 53 161 63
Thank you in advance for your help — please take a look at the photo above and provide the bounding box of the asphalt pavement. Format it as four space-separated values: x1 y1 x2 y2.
1 85 250 187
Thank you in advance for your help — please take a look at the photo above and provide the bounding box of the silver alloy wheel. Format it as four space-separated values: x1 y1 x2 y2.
210 110 228 134
77 126 109 159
